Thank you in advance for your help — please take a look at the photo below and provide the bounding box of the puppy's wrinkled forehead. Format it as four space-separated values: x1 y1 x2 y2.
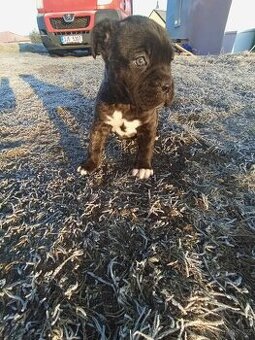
91 15 174 63
114 18 173 63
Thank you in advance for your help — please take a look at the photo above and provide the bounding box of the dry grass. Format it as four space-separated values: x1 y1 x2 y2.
0 51 255 339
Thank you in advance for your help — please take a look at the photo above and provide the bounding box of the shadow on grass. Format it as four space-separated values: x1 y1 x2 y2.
18 43 91 57
20 74 94 166
18 43 48 55
0 77 16 114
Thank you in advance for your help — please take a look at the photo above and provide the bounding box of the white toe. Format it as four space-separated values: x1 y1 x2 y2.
132 168 153 179
77 166 88 176
132 169 139 176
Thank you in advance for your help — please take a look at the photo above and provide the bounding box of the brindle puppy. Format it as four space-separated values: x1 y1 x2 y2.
78 15 174 179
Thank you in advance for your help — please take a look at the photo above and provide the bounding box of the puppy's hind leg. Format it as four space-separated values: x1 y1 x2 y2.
78 121 111 175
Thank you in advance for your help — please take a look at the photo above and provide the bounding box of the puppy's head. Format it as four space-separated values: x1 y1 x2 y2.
91 16 174 111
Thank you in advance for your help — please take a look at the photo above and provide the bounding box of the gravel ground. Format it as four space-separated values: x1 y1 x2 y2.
0 49 255 339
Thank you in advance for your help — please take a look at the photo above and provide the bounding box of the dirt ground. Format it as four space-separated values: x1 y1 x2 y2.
0 49 255 339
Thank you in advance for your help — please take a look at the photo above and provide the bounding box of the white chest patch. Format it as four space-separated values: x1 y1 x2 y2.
105 110 141 137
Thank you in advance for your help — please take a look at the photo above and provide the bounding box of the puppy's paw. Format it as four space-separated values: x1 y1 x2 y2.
77 160 98 176
77 166 89 176
132 168 154 180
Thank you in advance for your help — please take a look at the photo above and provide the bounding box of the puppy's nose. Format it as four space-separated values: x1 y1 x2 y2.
161 82 171 93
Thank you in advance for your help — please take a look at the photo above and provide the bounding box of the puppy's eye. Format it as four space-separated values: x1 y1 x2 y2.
135 56 147 67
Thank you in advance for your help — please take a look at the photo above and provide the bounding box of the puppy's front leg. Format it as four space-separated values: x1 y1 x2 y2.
132 121 157 180
78 120 111 175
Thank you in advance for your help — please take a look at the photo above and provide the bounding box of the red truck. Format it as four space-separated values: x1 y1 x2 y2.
36 0 133 55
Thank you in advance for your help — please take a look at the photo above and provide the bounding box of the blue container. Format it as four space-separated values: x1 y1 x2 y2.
166 0 232 55
222 31 237 53
232 28 255 53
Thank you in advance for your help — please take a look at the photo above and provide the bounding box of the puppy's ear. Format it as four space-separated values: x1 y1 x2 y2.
91 19 117 60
